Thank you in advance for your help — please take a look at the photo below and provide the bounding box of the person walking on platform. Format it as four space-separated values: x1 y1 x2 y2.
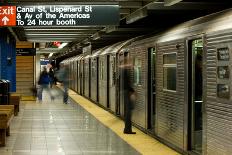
37 67 54 102
56 63 69 104
48 67 55 88
121 53 136 134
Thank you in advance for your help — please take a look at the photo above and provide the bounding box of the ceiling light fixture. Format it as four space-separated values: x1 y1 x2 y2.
58 43 68 49
48 53 54 57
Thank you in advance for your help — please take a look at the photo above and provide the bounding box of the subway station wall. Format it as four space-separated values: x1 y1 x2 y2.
0 28 16 92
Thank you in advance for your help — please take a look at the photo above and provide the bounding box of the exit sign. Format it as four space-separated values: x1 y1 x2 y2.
0 6 16 26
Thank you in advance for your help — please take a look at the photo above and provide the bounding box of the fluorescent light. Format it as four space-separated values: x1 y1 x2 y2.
48 53 54 57
58 43 68 49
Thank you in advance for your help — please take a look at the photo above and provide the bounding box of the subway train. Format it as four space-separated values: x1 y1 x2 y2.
60 9 232 155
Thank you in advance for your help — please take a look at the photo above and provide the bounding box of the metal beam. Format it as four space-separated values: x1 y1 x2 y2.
126 8 147 24
147 2 231 10
104 26 117 33
119 1 143 9
25 34 92 36
120 8 131 15
164 0 183 6
25 31 95 34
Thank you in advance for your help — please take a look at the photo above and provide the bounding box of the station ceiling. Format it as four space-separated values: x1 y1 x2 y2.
5 0 232 58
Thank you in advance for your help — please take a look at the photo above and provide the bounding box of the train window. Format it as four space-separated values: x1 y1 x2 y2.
163 53 176 64
134 58 142 85
163 53 176 91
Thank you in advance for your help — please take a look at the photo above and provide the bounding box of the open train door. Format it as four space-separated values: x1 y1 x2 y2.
187 37 203 154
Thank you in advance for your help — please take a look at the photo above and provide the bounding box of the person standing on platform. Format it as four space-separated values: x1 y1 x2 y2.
122 53 136 134
57 63 69 104
37 67 54 102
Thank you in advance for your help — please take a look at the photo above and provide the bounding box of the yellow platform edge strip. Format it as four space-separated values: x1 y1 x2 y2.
68 89 180 155
21 96 36 101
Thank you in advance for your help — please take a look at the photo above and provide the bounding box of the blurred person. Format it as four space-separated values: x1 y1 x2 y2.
56 63 69 104
37 67 54 102
48 67 55 88
121 53 136 134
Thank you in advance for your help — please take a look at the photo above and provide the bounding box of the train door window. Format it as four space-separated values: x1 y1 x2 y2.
163 53 176 91
134 57 142 85
188 38 203 154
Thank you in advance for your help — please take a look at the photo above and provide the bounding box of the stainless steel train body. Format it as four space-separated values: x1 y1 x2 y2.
64 9 232 155
97 41 136 111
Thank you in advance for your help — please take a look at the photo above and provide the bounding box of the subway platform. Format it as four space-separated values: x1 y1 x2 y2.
0 87 179 155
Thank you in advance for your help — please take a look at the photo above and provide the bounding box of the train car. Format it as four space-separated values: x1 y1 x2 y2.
123 9 232 155
98 42 122 111
64 9 232 155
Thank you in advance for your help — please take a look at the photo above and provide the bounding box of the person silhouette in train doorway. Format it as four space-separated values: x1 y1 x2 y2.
122 52 136 134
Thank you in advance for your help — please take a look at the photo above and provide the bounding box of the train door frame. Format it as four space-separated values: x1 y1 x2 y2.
75 60 79 92
89 59 91 98
80 59 83 95
116 53 120 115
118 52 124 116
107 55 110 108
72 61 75 90
82 59 85 95
96 57 99 102
147 47 156 132
77 61 79 93
186 35 204 154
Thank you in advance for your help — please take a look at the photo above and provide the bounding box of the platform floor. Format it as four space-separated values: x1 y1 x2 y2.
0 87 180 155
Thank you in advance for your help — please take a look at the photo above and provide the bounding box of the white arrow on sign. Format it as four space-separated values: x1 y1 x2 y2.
2 16 9 25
